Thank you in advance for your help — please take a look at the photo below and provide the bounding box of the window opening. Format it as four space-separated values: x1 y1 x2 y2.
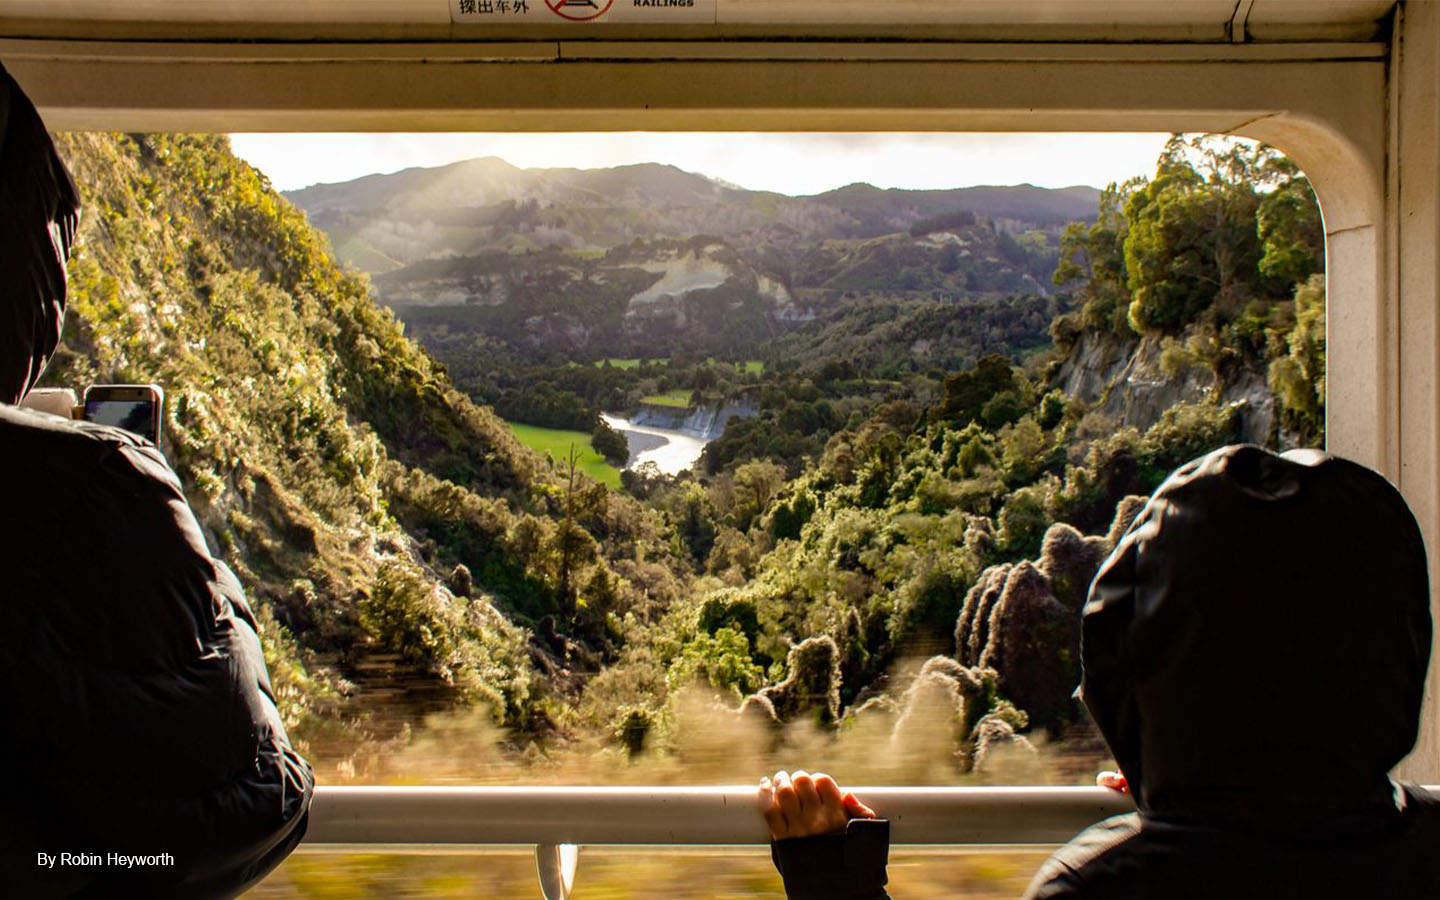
44 129 1325 898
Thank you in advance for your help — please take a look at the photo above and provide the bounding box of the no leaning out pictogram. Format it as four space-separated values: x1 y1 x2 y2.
546 0 614 21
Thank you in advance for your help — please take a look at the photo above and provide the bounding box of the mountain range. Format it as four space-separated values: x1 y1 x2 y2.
285 157 1101 359
286 157 1101 269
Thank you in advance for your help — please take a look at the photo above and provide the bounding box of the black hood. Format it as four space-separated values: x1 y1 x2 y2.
1082 445 1431 834
0 61 80 405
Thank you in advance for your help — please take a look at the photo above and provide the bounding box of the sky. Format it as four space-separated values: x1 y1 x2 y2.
228 132 1172 195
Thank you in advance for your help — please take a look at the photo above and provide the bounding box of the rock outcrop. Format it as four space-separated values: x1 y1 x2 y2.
889 656 999 773
756 636 842 726
971 712 1039 775
1052 329 1276 445
954 497 1148 731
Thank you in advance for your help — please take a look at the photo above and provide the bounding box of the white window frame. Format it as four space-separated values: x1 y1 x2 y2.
6 3 1437 786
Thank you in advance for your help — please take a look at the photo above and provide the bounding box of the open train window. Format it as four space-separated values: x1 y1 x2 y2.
45 126 1324 896
16 4 1437 894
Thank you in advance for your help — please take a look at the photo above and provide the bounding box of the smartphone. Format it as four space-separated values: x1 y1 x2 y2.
83 384 164 450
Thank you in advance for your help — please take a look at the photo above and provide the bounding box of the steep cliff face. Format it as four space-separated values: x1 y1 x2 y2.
630 401 761 439
40 133 686 746
1052 329 1277 446
378 236 800 356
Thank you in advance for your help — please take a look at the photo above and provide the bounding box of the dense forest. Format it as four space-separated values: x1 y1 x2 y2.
46 132 1323 785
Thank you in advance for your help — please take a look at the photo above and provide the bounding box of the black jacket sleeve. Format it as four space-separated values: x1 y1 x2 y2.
771 818 892 900
1 425 313 899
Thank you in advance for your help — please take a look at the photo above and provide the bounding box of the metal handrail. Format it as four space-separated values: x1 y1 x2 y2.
305 785 1135 847
304 785 1440 899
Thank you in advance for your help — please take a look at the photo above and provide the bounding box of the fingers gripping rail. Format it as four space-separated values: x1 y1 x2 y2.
304 785 1136 899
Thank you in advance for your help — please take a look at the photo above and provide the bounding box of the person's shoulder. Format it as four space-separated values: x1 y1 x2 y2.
1022 813 1143 900
3 401 175 482
0 403 191 563
0 402 159 469
0 404 163 532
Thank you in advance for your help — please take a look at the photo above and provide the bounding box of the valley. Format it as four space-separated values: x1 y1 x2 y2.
44 131 1324 806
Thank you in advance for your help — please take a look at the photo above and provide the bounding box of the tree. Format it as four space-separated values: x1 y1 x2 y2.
995 230 1028 266
768 489 817 541
620 460 667 499
999 416 1048 484
1257 159 1324 288
590 417 629 466
732 459 787 529
1123 136 1266 332
935 355 1030 427
1120 135 1315 335
553 446 601 618
668 481 718 566
1054 179 1137 335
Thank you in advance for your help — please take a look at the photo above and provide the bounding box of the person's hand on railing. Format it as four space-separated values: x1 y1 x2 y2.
1096 770 1129 794
758 770 878 840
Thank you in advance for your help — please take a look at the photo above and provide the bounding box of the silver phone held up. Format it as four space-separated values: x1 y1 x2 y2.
82 383 165 452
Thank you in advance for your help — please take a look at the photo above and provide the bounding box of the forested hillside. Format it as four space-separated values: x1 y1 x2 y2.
561 135 1324 778
287 161 1086 369
286 158 1098 268
44 131 1324 785
43 133 690 759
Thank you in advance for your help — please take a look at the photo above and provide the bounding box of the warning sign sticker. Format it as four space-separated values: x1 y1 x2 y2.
546 0 614 22
450 0 716 24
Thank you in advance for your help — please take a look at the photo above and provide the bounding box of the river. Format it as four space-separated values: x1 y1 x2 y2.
600 413 710 475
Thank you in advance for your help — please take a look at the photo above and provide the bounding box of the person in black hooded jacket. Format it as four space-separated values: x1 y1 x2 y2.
0 64 313 898
760 444 1440 899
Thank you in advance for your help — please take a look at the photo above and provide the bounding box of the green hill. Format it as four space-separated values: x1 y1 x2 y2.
43 133 688 751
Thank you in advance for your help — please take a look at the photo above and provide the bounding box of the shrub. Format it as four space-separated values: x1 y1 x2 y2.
995 479 1056 560
613 707 653 757
1036 391 1067 430
667 625 765 698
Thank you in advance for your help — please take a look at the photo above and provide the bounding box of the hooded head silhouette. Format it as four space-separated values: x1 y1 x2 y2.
1082 445 1432 836
0 62 81 405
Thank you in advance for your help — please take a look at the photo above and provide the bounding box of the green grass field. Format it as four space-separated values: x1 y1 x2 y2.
504 422 622 489
700 357 764 375
596 358 670 370
640 389 693 408
591 358 755 373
